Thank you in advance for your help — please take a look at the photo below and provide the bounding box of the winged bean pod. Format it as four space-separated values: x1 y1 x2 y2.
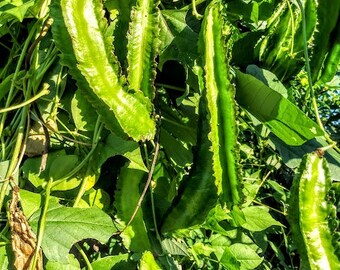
288 152 340 269
51 0 155 141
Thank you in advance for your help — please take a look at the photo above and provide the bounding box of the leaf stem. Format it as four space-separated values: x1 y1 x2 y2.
30 177 53 270
75 243 93 270
125 135 160 229
180 0 206 11
0 86 49 114
73 117 102 207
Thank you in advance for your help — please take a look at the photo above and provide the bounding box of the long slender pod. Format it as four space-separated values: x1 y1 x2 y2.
50 0 155 141
114 166 152 252
258 0 317 81
315 14 340 85
309 0 340 82
161 0 241 233
127 0 160 99
288 151 340 270
200 1 240 206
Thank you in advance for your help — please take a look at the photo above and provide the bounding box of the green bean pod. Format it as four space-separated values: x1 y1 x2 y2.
127 0 160 99
258 0 317 81
50 0 155 141
310 0 340 82
288 151 340 269
315 14 340 85
161 0 241 233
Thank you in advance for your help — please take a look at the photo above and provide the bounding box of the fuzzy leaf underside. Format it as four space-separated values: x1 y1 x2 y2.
50 0 155 141
127 0 160 99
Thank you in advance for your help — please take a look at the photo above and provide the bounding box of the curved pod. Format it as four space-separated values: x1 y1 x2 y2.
51 0 155 141
288 152 339 269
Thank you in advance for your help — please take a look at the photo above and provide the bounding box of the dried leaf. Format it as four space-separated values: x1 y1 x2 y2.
9 186 43 270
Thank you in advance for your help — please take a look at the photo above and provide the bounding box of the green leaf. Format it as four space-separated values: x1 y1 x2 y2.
235 70 324 145
0 0 35 22
114 166 151 252
45 255 80 270
0 245 12 270
19 189 41 218
49 155 78 180
245 65 288 98
229 243 263 270
219 247 240 270
241 206 283 232
272 136 340 181
139 251 162 270
94 133 147 172
91 254 135 270
71 90 97 131
83 188 110 211
30 200 116 263
22 150 82 190
158 10 199 68
160 128 192 167
161 238 189 256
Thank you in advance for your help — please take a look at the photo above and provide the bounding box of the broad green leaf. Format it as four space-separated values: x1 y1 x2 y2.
0 245 12 270
241 206 283 232
161 238 189 256
45 255 80 270
50 0 155 141
83 188 110 211
30 200 116 263
160 97 198 145
71 90 97 131
210 231 260 266
160 128 192 167
235 70 324 145
245 65 288 98
242 171 262 207
219 247 240 270
0 0 34 22
191 242 215 257
91 254 135 270
229 243 263 270
114 166 151 252
22 151 81 191
158 9 199 71
127 0 160 99
49 155 78 180
94 133 147 172
19 189 41 218
139 251 162 270
272 135 340 181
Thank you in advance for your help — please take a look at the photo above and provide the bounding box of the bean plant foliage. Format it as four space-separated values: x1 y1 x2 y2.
0 0 339 269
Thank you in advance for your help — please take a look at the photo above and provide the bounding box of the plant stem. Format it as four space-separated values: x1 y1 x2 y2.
30 177 53 270
75 243 93 270
0 87 49 114
180 0 206 11
73 118 102 206
125 137 160 229
297 0 339 153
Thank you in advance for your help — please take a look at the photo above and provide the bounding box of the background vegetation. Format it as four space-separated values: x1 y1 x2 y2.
0 0 339 269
